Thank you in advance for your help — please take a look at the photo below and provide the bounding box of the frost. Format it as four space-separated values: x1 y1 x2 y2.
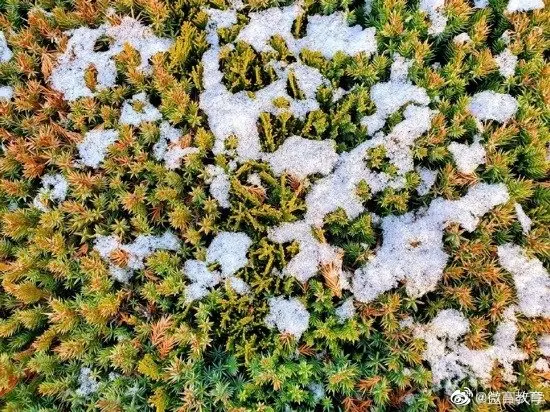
468 91 518 123
495 49 518 78
265 296 310 339
448 136 486 174
416 167 438 195
506 0 544 12
50 17 172 101
514 203 532 234
94 231 180 282
0 86 13 101
335 298 356 322
413 307 526 390
206 165 231 208
352 183 509 302
153 121 199 169
263 136 339 179
76 367 99 397
360 56 430 135
539 335 550 357
419 0 447 35
119 92 162 126
77 129 119 168
32 174 69 211
0 32 12 62
184 232 252 301
497 243 550 318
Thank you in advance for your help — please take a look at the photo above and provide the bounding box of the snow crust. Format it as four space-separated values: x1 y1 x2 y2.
497 243 550 318
352 183 509 302
265 296 310 338
468 91 518 123
448 136 486 174
412 307 527 390
50 17 173 101
77 129 119 168
94 231 180 282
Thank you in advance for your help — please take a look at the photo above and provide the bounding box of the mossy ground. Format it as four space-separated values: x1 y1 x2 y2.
0 0 549 411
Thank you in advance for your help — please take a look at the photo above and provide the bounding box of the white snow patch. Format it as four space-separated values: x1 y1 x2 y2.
413 307 527 391
335 298 356 322
0 32 12 62
50 17 173 101
474 0 489 7
184 232 252 301
76 367 99 397
416 167 438 195
448 136 486 174
534 358 549 372
0 86 13 100
468 91 518 123
32 174 69 211
506 0 544 12
206 165 231 208
352 183 509 302
263 136 338 179
94 231 180 282
453 33 471 45
360 56 430 136
514 203 532 234
539 335 550 357
419 0 448 35
495 49 518 78
153 121 199 169
77 129 119 168
265 296 310 339
497 243 550 318
119 92 162 126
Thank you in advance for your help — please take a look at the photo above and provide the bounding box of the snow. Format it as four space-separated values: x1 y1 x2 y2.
539 335 550 357
265 296 310 339
153 121 199 169
474 0 489 7
119 92 162 126
360 56 430 136
184 232 252 301
413 307 526 390
506 0 544 12
419 0 447 35
76 367 99 397
0 32 12 62
77 129 119 168
495 49 518 78
206 231 252 277
335 298 356 322
352 183 509 302
206 8 237 29
468 91 518 123
497 243 550 318
453 33 471 45
514 203 532 234
448 136 486 174
0 86 13 100
206 165 231 208
416 167 438 195
94 231 180 282
534 358 549 372
246 173 263 187
263 136 339 179
50 17 172 101
32 174 69 211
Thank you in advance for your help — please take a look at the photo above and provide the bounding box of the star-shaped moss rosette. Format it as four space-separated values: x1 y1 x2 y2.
0 0 548 410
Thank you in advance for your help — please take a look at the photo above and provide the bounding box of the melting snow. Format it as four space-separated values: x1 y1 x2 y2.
0 86 13 100
419 0 447 35
0 31 12 62
32 174 69 211
416 167 438 195
77 129 119 168
495 49 518 78
448 136 486 174
119 92 162 126
153 121 199 169
76 367 99 397
506 0 545 12
468 91 518 123
335 298 356 322
206 165 231 208
514 203 532 234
